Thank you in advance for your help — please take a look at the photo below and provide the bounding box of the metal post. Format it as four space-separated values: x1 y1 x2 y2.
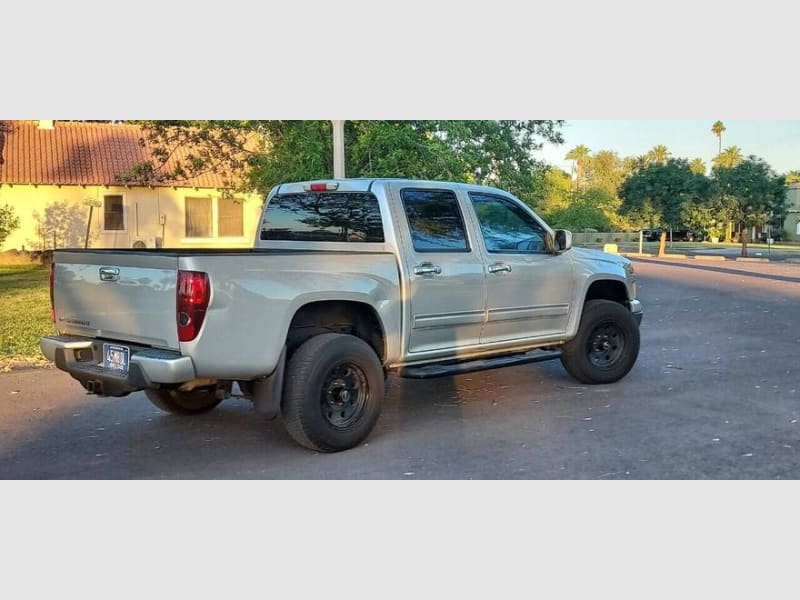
85 206 94 249
332 120 345 179
639 229 643 255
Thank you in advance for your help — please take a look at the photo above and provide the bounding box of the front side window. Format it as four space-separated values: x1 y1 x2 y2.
103 195 124 231
261 192 384 242
185 197 212 238
401 189 469 252
469 193 548 254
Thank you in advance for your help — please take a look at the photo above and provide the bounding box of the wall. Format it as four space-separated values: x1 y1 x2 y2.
783 185 800 242
0 184 264 250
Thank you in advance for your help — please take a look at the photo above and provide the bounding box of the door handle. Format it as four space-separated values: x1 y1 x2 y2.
488 262 512 274
99 267 120 282
413 263 442 276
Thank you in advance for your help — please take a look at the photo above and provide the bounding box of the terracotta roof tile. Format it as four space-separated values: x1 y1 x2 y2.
0 120 236 189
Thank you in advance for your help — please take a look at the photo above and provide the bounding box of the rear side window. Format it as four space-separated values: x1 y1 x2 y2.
261 192 385 242
401 189 469 252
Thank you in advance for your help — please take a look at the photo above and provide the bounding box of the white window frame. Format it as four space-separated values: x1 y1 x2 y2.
102 192 127 233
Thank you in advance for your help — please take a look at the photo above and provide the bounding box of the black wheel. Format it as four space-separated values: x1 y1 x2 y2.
561 300 640 384
145 388 223 415
282 333 384 453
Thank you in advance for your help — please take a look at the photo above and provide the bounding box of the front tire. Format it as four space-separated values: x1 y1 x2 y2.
282 333 384 453
561 300 640 384
145 388 223 415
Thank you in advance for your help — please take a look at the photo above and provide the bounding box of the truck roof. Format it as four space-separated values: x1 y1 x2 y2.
273 178 518 197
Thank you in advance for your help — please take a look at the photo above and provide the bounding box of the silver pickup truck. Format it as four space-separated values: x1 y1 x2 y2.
41 179 642 452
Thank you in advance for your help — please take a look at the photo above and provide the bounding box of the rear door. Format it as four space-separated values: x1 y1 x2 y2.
389 183 486 356
466 191 573 344
53 251 180 349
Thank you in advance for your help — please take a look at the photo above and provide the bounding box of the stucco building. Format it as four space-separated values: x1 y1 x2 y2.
0 120 263 251
784 183 800 241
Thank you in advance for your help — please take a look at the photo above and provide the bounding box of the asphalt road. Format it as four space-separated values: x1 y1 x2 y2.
2 258 799 479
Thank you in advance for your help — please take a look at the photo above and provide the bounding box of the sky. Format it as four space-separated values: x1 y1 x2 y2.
537 120 800 175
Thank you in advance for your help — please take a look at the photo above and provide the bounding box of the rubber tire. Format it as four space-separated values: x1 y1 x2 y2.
560 299 640 384
282 333 384 453
145 388 223 415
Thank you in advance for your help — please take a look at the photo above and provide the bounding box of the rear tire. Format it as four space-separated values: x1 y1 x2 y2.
145 388 222 415
561 300 640 384
282 333 384 453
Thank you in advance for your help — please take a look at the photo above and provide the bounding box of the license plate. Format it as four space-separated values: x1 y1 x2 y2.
103 343 129 375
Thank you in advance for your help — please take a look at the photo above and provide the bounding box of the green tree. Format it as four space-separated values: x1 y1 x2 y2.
690 158 707 175
711 120 726 154
646 145 671 165
565 145 591 191
586 150 625 198
535 167 573 216
620 159 714 233
785 170 800 184
0 204 20 248
546 194 612 231
713 157 787 229
713 146 744 169
123 120 565 205
622 155 649 176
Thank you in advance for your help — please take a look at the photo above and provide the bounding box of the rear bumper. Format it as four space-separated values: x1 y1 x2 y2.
40 335 195 397
629 299 643 326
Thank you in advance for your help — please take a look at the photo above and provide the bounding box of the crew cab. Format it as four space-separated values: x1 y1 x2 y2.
41 179 643 452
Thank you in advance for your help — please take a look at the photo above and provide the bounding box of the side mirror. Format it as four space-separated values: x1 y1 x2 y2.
554 229 573 252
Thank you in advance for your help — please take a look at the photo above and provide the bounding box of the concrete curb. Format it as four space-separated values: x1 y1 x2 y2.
692 255 727 262
623 253 780 264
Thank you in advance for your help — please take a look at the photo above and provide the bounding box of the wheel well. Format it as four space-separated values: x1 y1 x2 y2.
286 301 385 362
585 279 628 306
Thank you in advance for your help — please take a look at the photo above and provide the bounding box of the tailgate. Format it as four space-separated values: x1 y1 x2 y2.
53 251 180 350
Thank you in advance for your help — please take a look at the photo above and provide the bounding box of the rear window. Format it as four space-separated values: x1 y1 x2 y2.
261 192 385 243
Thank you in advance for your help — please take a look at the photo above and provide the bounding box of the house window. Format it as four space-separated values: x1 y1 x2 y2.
185 197 212 238
218 197 244 237
185 196 245 238
103 195 125 231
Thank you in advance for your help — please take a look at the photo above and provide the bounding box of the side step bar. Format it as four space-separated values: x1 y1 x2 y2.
397 350 562 379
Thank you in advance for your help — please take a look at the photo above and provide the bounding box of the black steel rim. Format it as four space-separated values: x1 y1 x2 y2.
587 321 625 368
320 362 369 429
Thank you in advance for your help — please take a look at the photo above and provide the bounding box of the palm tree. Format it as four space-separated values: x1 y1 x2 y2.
622 156 639 175
646 145 670 165
689 158 706 175
713 146 744 169
712 121 726 155
565 145 591 191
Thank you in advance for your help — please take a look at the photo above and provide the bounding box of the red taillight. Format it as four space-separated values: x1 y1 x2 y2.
49 263 55 323
177 270 210 342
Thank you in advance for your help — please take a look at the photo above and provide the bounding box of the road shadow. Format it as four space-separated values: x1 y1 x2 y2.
632 257 800 285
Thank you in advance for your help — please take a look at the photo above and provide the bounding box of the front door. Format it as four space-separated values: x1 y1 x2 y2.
390 185 487 356
466 191 573 345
